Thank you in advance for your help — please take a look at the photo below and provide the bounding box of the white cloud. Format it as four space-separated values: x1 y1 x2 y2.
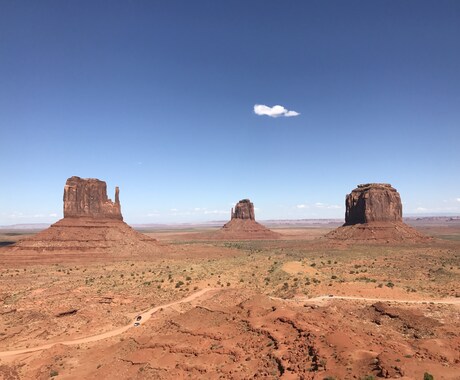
296 204 308 209
284 110 300 117
456 198 460 202
48 213 58 217
254 104 300 118
415 207 428 212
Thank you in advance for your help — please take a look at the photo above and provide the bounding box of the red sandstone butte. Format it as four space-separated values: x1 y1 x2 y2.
345 183 402 225
231 199 255 221
10 176 157 254
327 183 429 243
219 199 280 240
63 176 122 220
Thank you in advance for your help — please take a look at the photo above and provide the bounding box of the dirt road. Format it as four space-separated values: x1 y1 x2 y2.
0 287 218 359
283 294 460 305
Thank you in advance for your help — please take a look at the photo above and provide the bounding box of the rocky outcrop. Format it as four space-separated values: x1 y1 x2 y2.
63 176 122 220
231 199 255 221
345 183 402 225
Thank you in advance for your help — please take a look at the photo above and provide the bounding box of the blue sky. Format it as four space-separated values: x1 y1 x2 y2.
1 1 459 225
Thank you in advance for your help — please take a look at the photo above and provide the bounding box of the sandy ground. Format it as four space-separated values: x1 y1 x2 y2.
0 223 459 379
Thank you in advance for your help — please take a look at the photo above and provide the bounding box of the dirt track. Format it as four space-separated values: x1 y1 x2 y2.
294 294 460 305
0 288 218 359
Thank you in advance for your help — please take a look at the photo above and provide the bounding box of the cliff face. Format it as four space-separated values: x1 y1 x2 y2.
345 183 402 225
63 176 122 220
231 199 255 221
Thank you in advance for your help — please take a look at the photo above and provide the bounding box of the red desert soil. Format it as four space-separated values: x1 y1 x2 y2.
0 223 459 379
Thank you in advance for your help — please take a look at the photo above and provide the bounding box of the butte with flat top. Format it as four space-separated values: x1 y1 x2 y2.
326 183 429 243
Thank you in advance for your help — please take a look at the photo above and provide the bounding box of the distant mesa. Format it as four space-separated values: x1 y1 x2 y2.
326 183 429 243
10 176 158 254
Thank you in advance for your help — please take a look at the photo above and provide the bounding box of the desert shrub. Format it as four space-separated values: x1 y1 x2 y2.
356 277 376 283
423 373 434 380
50 370 59 377
175 281 184 288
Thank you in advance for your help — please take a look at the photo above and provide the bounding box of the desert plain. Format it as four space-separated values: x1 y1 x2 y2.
0 217 459 380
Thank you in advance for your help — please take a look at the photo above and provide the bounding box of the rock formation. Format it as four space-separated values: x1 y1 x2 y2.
181 199 280 240
327 183 429 243
63 176 122 220
231 199 255 221
345 183 402 225
10 176 159 255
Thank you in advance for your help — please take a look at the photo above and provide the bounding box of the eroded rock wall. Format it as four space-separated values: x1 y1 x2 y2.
345 183 402 225
63 176 122 220
231 199 255 220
